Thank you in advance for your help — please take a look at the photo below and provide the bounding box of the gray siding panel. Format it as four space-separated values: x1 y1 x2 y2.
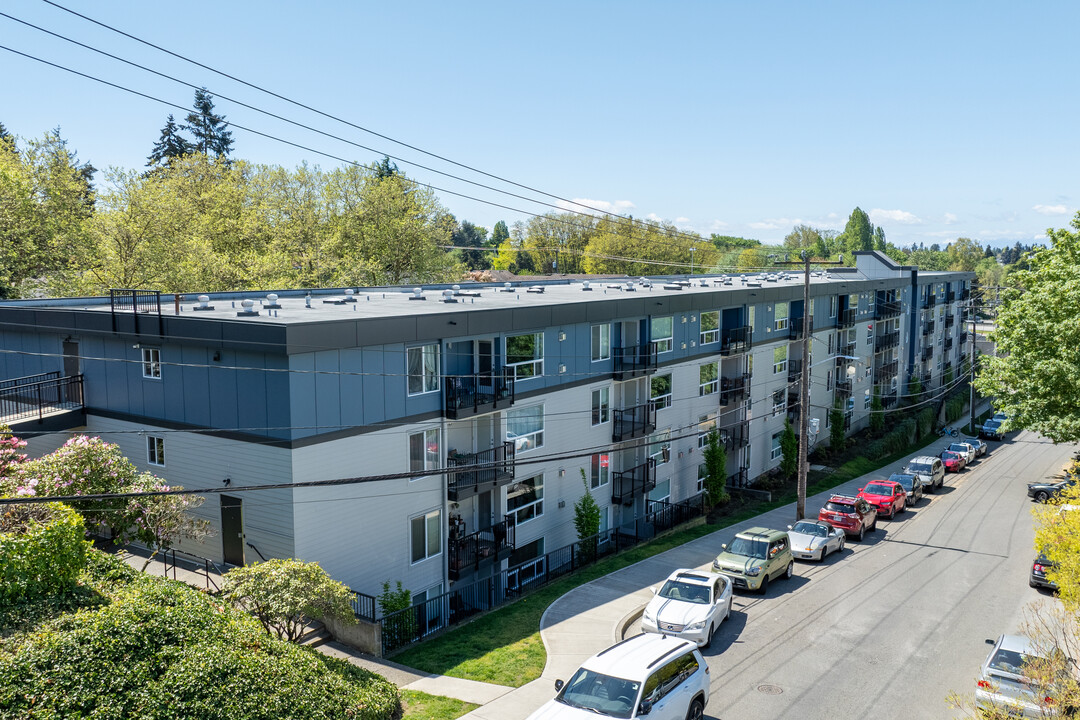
314 350 342 429
361 347 386 425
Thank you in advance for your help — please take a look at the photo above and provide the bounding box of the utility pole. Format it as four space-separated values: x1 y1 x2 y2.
690 247 696 277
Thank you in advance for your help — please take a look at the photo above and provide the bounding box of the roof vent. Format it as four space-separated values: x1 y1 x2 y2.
194 294 214 312
452 284 461 294
409 287 426 301
606 283 623 290
344 288 357 303
582 280 592 291
526 286 545 294
264 293 281 309
441 289 458 303
237 298 259 317
624 281 636 292
662 283 682 290
638 277 652 287
501 282 514 292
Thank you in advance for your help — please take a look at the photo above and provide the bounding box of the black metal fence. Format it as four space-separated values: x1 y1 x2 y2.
376 495 706 656
0 374 83 424
349 590 377 622
612 402 657 442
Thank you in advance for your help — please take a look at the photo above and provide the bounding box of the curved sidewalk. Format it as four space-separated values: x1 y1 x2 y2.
462 423 983 720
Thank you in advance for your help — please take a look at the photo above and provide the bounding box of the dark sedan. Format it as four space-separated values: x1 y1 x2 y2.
1028 476 1077 503
1030 555 1057 590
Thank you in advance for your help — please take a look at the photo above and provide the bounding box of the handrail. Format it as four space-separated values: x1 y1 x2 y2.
0 374 83 424
246 541 268 562
0 371 59 391
612 402 657 442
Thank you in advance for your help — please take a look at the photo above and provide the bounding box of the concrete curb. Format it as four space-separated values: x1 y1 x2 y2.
614 603 648 643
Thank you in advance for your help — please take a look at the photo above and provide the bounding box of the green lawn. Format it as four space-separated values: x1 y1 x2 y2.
400 690 478 719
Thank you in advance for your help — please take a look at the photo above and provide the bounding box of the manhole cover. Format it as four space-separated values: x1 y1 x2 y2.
757 684 783 695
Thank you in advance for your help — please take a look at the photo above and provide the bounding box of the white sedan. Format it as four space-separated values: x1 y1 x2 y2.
788 520 845 562
641 569 732 648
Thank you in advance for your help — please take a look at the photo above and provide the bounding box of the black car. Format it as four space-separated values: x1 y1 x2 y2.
1028 477 1077 503
887 472 924 506
1030 554 1057 590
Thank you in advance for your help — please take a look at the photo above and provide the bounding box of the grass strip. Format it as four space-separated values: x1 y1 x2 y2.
400 690 478 719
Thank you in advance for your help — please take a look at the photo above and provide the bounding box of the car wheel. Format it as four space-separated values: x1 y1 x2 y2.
818 548 825 562
785 561 794 580
758 574 769 595
1030 578 1039 589
704 624 714 648
686 698 705 720
1036 491 1050 503
838 537 845 553
857 525 865 542
870 518 878 532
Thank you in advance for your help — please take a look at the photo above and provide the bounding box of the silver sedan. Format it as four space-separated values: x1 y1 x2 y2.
787 520 845 562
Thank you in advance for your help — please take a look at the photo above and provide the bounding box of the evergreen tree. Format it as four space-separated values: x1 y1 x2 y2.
574 473 602 563
373 155 399 179
829 402 846 454
147 114 192 167
702 428 730 506
184 88 233 157
780 419 798 478
870 394 884 435
491 220 510 247
841 207 875 256
0 121 12 145
452 219 490 270
873 226 886 251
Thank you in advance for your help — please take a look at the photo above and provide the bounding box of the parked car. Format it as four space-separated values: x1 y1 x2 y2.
964 436 988 457
948 441 977 464
818 494 878 541
941 449 967 472
787 519 845 562
1028 476 1078 503
712 527 794 594
975 634 1066 718
527 633 710 720
981 417 1005 440
858 480 908 518
641 569 732 648
1030 555 1058 591
905 455 946 492
888 472 924 506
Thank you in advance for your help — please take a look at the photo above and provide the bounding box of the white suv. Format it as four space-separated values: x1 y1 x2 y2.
641 569 732 648
905 455 945 492
526 633 710 720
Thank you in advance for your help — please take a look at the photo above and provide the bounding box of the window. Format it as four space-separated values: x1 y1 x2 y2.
649 429 671 465
651 374 672 410
591 324 610 362
649 479 670 503
774 302 788 330
147 435 165 466
591 453 610 488
699 311 719 344
828 333 834 354
747 304 756 331
772 389 785 416
506 333 544 379
407 344 439 395
773 345 787 374
591 387 610 425
827 369 833 391
507 405 544 452
866 324 873 347
409 428 440 478
142 348 161 379
864 388 871 410
697 415 715 449
651 316 673 353
699 361 718 396
829 296 837 318
697 464 707 494
508 475 544 524
410 509 442 563
747 354 754 377
771 432 782 460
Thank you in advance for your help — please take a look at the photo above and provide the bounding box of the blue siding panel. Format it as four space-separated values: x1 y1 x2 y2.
237 352 269 437
361 347 386 424
338 348 364 429
208 351 240 432
314 350 342 430
290 353 317 440
180 346 211 427
264 354 291 441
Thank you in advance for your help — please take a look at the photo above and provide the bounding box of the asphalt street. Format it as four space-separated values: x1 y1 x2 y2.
699 431 1073 720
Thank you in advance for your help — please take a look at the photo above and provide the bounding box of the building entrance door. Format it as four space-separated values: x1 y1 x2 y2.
220 495 245 566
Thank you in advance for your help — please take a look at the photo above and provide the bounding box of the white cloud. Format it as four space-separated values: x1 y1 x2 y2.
870 208 922 225
644 213 663 223
555 198 635 215
675 217 690 225
749 221 781 230
943 213 958 225
1033 204 1069 215
709 219 729 231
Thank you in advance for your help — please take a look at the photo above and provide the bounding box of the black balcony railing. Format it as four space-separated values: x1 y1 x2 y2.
921 346 934 361
612 459 657 506
787 358 803 384
873 360 898 383
880 391 898 409
944 313 955 328
613 342 658 380
447 443 516 501
612 403 657 442
874 298 902 319
789 317 814 340
0 373 84 425
946 291 956 303
922 320 936 336
720 374 750 405
721 422 750 452
448 515 515 581
960 331 969 345
835 378 852 397
720 326 752 356
944 337 954 351
838 307 856 328
960 288 971 301
109 288 163 335
922 294 937 309
445 370 515 419
874 331 900 353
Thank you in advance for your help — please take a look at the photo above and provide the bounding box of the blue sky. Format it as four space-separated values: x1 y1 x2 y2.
3 0 1077 248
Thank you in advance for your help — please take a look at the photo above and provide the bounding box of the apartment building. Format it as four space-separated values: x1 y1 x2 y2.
0 251 972 602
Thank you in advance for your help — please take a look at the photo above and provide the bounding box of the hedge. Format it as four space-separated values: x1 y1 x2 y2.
0 502 88 604
0 552 401 720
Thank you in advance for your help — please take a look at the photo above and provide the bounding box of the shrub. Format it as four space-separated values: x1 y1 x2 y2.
916 408 935 438
573 474 602 563
0 502 88 604
945 395 966 423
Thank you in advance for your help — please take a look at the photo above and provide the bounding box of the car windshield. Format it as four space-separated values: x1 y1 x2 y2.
942 451 959 460
823 501 855 514
988 648 1037 677
889 474 914 491
793 521 827 537
907 462 932 475
949 444 969 454
557 667 641 718
658 580 710 604
863 483 892 495
727 536 769 559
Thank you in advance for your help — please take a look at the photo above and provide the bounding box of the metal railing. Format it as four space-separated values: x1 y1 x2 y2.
944 337 954 351
788 317 813 340
726 467 750 489
922 320 936 335
444 370 515 419
873 360 898 383
837 308 856 328
0 371 59 391
448 515 515 581
350 589 377 622
447 442 515 501
720 373 750 404
835 378 852 397
161 546 224 592
721 422 749 451
109 288 163 334
944 313 955 328
612 459 657 505
921 346 934 361
874 299 902 319
612 402 657 442
787 358 803 383
922 294 937 309
720 326 752 356
613 342 658 379
0 374 84 424
875 331 900 353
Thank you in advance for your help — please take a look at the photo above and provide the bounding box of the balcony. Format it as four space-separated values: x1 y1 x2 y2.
788 317 814 340
612 403 657 442
960 288 971 301
943 360 954 376
611 459 657 506
720 373 750 405
874 331 900 353
922 295 937 309
613 342 658 380
843 410 853 430
444 370 515 419
944 313 955 328
446 443 516 501
720 326 752 356
946 290 956 303
448 515 515 582
787 358 803 384
921 346 934 361
960 331 969 345
944 337 954 351
721 421 750 452
835 378 852 397
0 372 85 432
874 299 902 320
873 360 898 384
837 308 856 329
922 320 936 336
880 390 898 409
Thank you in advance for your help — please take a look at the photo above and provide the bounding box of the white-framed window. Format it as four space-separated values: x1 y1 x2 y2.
506 332 544 379
648 479 670 504
591 387 610 425
774 302 789 330
507 404 544 452
699 361 718 396
409 428 440 479
699 311 719 345
407 344 440 395
697 415 715 449
697 463 707 494
866 324 874 346
651 373 672 410
747 304 756 331
849 294 858 313
829 296 837 318
864 388 872 410
508 475 544 524
591 324 610 362
410 509 442 564
591 453 610 488
142 348 161 379
651 316 673 354
773 345 787 374
649 429 672 464
827 369 833 391
747 354 754 377
772 389 785 416
771 432 782 460
146 435 165 466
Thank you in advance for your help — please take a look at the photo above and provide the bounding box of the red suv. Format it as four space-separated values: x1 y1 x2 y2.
858 480 907 518
818 494 878 541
